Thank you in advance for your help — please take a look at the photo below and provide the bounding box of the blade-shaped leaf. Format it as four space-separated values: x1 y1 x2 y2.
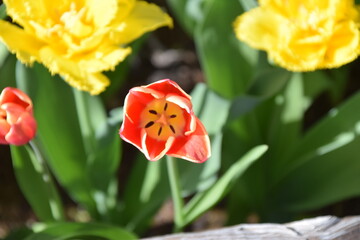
275 135 360 212
195 0 254 98
273 90 360 211
238 0 258 11
183 145 268 226
247 67 291 99
0 51 16 89
120 154 169 234
15 62 98 216
286 90 360 178
0 4 6 19
73 90 122 219
178 133 222 195
25 222 136 240
191 82 231 135
10 144 64 221
166 0 206 36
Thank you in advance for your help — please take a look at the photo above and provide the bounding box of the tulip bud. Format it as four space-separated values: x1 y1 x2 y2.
0 87 37 145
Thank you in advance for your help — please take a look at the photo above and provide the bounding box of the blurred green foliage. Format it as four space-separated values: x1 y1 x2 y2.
2 0 360 239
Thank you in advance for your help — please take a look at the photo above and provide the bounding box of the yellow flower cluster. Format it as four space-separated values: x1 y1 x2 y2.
0 0 172 94
234 0 360 71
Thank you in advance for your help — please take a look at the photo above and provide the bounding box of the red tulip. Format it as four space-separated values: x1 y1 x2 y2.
0 87 37 145
120 79 211 163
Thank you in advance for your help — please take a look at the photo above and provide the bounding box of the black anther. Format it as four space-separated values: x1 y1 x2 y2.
145 121 155 128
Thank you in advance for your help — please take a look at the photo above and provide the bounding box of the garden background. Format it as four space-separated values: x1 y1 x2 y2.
1 0 360 239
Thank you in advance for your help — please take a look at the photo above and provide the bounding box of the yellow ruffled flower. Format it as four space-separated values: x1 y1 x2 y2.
234 0 360 71
0 0 173 94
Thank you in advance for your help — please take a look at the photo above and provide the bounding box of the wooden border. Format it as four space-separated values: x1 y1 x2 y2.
143 215 360 239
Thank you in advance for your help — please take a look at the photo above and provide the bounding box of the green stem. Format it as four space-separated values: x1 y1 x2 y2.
73 88 95 154
166 156 185 232
29 140 65 221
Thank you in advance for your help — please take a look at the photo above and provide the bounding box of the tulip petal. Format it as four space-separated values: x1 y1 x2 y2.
142 133 175 161
39 47 113 95
119 115 142 151
323 21 360 68
78 45 132 73
0 87 32 111
111 1 173 44
234 7 286 52
0 119 10 144
85 0 118 27
166 94 192 113
112 0 136 23
147 79 191 101
0 20 43 64
168 117 211 163
123 88 155 123
4 0 51 26
1 103 24 124
6 112 36 145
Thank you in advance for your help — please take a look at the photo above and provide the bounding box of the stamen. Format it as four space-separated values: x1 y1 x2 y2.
169 125 176 134
145 121 155 128
149 110 157 115
158 126 163 136
164 103 168 111
170 114 177 118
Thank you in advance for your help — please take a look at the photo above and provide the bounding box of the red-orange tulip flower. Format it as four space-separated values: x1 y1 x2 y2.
120 79 211 163
0 87 37 145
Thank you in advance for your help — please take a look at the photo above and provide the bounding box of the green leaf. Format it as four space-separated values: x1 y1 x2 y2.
4 227 33 240
175 83 231 196
183 145 268 226
238 0 258 11
0 4 6 19
228 95 261 121
15 62 98 216
303 70 330 100
195 0 254 98
25 222 136 240
274 90 360 211
0 51 16 89
166 0 206 36
178 133 223 195
190 83 231 135
263 73 306 178
10 144 64 221
275 137 360 212
16 62 122 220
286 90 360 178
247 67 291 99
0 42 9 67
120 154 169 234
72 89 122 219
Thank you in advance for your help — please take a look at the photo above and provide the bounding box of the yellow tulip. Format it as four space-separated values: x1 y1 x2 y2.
0 0 173 94
234 0 360 71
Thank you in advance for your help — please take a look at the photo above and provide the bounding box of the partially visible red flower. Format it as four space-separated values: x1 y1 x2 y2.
120 79 211 163
0 87 37 145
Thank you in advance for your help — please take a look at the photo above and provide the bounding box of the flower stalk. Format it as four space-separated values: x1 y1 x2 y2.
166 155 185 232
28 139 65 221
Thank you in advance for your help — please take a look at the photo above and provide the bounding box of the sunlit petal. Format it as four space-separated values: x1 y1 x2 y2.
168 117 211 163
0 20 43 64
0 0 172 94
120 79 211 163
234 0 360 71
111 1 173 44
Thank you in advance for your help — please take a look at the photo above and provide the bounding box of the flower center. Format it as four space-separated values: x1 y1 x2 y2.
140 99 186 141
60 3 93 38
